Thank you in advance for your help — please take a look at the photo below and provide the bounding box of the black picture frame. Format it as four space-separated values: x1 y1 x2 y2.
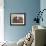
10 13 26 26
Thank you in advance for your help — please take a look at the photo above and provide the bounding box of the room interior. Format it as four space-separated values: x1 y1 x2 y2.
0 0 46 46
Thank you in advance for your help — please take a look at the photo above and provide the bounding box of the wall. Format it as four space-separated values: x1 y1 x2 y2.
4 0 40 42
40 0 46 27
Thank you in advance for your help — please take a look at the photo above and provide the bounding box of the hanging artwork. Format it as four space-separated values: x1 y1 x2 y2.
10 13 26 26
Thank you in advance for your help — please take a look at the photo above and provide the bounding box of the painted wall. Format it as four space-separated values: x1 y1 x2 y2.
4 0 40 42
40 0 46 27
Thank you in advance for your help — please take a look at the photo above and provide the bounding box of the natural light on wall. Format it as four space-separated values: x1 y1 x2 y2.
0 0 4 42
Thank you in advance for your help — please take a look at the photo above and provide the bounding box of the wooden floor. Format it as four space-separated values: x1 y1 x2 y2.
44 45 46 46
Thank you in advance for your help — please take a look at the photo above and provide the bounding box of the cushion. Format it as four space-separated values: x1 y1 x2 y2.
17 37 25 46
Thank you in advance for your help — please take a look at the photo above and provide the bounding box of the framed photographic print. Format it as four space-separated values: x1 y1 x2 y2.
10 13 26 26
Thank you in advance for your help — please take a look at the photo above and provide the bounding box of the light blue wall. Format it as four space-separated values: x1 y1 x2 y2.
4 0 40 42
40 0 46 27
